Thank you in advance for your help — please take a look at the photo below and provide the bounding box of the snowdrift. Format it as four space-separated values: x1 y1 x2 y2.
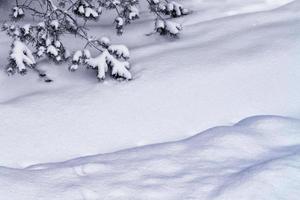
0 0 300 167
0 115 299 200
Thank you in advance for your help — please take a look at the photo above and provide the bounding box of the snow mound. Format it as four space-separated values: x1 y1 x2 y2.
0 115 299 200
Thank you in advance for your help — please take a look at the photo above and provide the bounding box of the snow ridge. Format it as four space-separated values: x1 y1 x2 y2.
0 115 299 200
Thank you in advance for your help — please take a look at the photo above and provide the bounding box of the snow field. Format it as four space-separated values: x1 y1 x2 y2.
0 0 299 199
0 115 299 200
0 0 300 167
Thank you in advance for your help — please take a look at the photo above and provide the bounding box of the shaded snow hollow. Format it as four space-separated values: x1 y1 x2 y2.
0 115 299 200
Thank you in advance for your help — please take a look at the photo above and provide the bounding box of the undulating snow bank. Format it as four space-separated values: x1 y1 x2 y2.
0 115 299 200
0 0 299 167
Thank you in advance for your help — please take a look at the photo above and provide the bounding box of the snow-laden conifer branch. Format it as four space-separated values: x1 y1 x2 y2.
2 0 189 82
70 37 131 81
7 39 36 75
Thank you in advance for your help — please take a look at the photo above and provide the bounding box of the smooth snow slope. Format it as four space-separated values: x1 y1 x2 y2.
0 0 300 167
0 115 299 200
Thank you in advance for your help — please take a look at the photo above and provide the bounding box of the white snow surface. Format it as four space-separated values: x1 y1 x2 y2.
0 0 300 199
0 115 300 200
0 0 299 171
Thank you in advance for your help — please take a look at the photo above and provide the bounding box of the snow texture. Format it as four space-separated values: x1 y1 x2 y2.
0 0 299 199
0 116 299 200
0 0 299 167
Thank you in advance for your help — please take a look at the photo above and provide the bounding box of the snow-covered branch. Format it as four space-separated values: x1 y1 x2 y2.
2 0 189 82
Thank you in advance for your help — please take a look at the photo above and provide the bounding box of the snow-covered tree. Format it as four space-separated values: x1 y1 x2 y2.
2 0 189 82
